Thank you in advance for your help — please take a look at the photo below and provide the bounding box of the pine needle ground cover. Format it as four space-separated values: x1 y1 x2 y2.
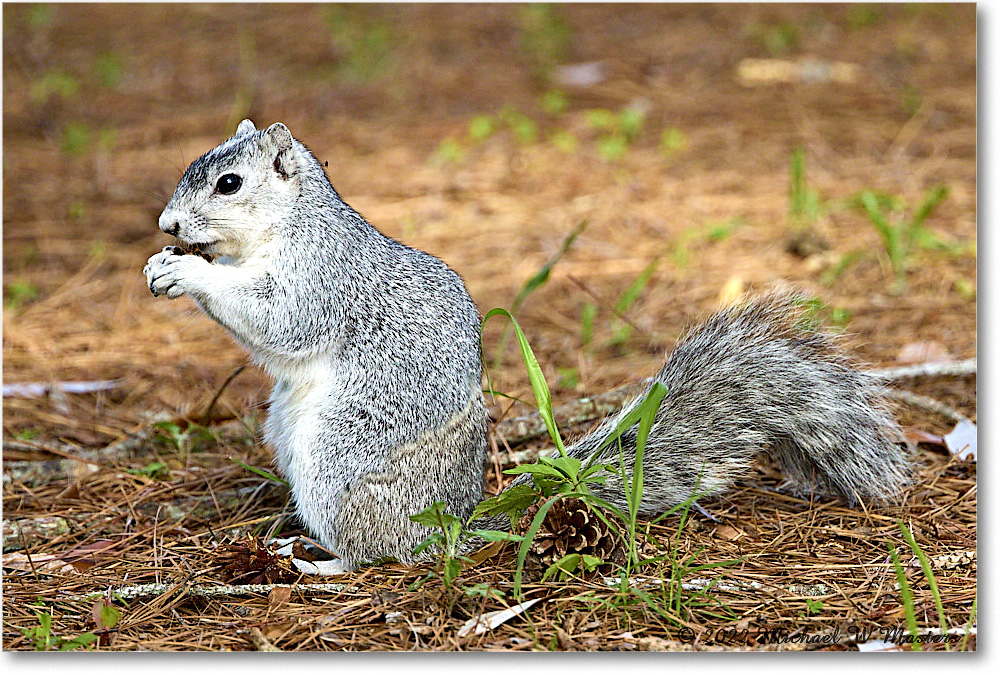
3 3 975 651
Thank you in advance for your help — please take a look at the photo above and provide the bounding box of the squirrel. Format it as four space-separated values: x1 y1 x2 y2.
145 120 911 573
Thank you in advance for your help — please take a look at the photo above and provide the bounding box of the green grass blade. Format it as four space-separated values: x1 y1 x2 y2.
789 148 807 218
513 492 585 597
582 382 668 473
492 221 587 369
898 519 949 646
513 220 588 314
229 457 288 485
909 185 949 232
482 388 533 407
484 307 566 455
860 190 893 242
959 595 977 651
614 258 659 315
888 542 921 651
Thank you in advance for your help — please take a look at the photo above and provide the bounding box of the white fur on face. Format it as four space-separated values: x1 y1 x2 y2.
159 122 302 260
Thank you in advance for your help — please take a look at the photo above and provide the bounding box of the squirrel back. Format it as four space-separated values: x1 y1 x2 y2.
146 120 910 572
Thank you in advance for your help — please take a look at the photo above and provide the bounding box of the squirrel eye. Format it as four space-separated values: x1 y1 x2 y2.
216 173 242 195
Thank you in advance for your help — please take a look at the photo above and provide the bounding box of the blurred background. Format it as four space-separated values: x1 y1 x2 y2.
3 3 976 446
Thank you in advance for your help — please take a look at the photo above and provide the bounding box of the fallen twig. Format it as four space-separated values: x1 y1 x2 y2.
67 580 349 602
884 390 971 423
869 359 977 381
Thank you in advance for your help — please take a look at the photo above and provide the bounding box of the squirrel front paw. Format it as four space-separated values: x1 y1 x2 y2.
143 246 207 299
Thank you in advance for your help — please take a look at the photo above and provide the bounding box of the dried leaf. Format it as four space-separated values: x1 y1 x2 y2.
267 585 292 612
718 276 745 307
944 419 977 462
714 524 743 541
905 429 945 446
457 598 541 637
857 639 901 652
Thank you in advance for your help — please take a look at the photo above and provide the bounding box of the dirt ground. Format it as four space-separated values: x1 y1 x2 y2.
2 3 976 651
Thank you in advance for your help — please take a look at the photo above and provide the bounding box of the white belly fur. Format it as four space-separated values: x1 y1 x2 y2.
262 358 334 482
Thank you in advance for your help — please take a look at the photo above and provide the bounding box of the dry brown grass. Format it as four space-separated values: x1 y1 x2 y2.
3 3 975 651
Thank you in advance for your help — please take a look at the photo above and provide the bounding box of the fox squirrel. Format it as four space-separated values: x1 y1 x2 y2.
145 120 910 573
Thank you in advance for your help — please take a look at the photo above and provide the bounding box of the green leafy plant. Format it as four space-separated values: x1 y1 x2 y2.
556 366 578 390
466 106 547 149
820 250 864 286
549 129 578 153
463 582 506 601
432 136 465 164
587 106 647 161
623 495 740 626
519 3 570 81
4 279 40 309
953 278 976 302
579 302 597 347
410 501 473 592
788 148 825 230
408 500 521 596
125 461 170 481
672 218 744 269
960 596 977 651
20 607 97 651
541 552 604 581
477 303 737 621
855 185 949 292
325 5 394 83
95 52 123 88
887 541 921 651
483 308 673 595
60 122 93 156
660 127 688 158
498 106 539 144
541 89 568 116
751 21 799 56
790 294 851 333
152 420 216 457
15 428 41 441
468 114 495 143
30 71 79 102
612 383 667 565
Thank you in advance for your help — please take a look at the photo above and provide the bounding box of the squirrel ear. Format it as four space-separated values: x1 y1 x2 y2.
261 123 298 180
262 123 293 152
235 119 257 137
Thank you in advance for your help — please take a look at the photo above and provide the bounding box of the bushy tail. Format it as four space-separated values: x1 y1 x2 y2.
568 291 911 514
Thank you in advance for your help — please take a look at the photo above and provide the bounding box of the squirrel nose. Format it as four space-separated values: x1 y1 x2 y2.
158 210 182 236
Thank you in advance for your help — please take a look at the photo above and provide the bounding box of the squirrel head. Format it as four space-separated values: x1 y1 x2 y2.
158 119 311 260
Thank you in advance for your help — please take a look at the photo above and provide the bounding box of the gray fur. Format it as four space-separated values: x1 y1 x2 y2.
566 292 911 513
145 121 911 571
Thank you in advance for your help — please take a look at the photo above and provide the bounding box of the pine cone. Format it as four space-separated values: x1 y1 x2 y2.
213 534 300 585
517 496 625 568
